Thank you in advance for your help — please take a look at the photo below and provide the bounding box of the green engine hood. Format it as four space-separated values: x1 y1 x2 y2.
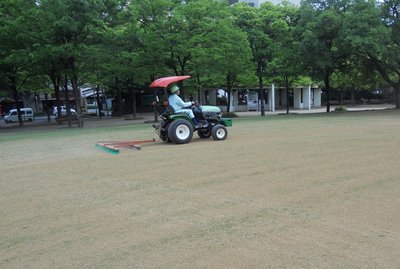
201 105 221 113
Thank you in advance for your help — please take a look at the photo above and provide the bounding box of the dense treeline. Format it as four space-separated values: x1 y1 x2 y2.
1 0 399 125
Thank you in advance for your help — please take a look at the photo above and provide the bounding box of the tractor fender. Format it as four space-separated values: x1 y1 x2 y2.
169 114 195 127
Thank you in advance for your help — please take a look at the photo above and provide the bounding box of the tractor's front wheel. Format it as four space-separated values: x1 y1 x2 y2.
168 119 193 144
211 124 228 141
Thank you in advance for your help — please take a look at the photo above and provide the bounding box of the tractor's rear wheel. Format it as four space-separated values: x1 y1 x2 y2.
168 119 193 144
159 130 168 142
157 120 170 142
211 124 228 141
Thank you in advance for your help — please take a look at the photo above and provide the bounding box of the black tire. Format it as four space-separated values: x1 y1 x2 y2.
211 124 228 141
156 120 171 143
198 128 211 139
159 130 168 142
168 119 193 144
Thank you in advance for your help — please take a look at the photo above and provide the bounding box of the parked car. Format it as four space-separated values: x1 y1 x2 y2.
4 108 35 123
52 106 77 117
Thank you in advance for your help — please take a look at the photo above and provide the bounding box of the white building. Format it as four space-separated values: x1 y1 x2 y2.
198 85 322 112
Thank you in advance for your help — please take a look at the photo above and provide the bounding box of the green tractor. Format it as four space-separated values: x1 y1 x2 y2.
150 76 232 144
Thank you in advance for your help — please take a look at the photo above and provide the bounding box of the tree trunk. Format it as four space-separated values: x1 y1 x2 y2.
104 96 109 116
226 75 231 113
395 85 400 109
226 90 231 113
324 71 331 113
64 74 72 128
45 93 51 122
11 86 23 126
9 74 23 126
34 94 39 112
96 85 102 118
132 88 137 118
326 87 331 112
115 77 123 117
259 76 265 116
286 87 290 114
153 89 158 123
226 72 236 113
48 69 61 117
197 73 201 104
70 62 83 127
340 89 344 106
54 77 62 118
285 76 290 114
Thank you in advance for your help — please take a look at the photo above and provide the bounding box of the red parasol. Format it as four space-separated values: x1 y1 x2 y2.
149 76 191 88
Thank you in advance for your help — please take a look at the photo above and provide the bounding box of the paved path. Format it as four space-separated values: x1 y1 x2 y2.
0 104 395 133
235 104 395 117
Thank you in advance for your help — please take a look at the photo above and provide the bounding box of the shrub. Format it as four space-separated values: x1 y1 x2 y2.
334 106 347 112
222 112 238 118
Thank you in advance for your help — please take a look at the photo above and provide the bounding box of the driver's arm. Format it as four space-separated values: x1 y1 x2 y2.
174 95 193 108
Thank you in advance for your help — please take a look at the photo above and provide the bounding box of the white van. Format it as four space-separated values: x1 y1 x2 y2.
52 106 76 117
4 108 35 123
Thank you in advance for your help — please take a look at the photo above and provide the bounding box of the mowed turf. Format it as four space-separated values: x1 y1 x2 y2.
1 110 400 268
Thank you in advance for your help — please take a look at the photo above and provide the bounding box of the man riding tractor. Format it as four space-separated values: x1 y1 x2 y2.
168 85 208 129
150 76 232 144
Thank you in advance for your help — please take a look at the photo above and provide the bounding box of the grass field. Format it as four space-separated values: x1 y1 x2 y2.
1 110 400 268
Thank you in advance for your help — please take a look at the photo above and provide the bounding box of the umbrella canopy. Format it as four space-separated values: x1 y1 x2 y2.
149 76 191 88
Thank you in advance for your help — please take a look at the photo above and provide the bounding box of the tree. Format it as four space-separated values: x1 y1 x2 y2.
232 4 261 114
134 0 194 97
0 0 39 125
215 27 252 113
86 4 144 118
34 0 129 127
185 0 251 103
344 0 400 108
267 1 301 114
234 3 294 116
297 0 350 112
330 57 385 105
135 0 252 111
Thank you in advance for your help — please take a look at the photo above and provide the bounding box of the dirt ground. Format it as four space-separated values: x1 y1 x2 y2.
1 110 400 268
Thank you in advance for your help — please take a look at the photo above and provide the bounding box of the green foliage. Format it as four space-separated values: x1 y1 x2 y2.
297 3 349 77
334 105 347 112
343 0 400 107
0 1 39 96
1 0 398 111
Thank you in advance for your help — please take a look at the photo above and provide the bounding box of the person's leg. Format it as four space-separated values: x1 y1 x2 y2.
179 109 202 127
192 117 200 126
177 109 194 118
